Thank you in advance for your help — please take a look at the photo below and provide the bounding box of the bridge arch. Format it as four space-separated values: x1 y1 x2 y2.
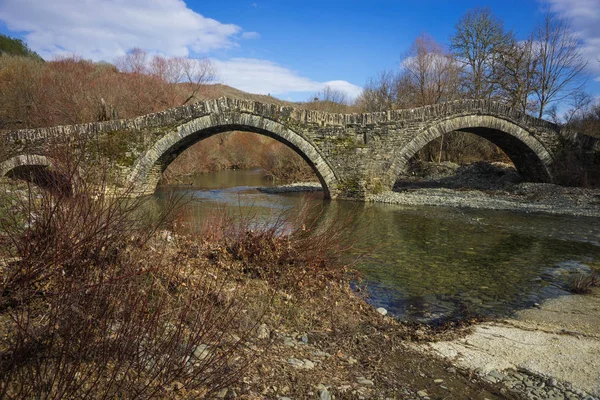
0 154 74 193
129 112 340 198
392 114 555 183
0 154 54 177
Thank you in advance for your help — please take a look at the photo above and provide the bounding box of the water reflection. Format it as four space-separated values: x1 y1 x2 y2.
154 169 600 323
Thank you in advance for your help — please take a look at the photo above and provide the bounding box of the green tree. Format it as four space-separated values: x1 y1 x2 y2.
0 34 43 61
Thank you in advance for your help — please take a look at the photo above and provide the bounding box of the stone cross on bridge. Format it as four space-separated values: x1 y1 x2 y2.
1 97 598 199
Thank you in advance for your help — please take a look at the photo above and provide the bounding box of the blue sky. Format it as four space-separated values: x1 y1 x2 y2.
0 0 599 103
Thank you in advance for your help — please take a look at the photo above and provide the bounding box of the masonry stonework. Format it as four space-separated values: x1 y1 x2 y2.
1 97 598 199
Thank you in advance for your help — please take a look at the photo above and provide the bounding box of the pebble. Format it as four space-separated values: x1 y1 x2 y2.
192 344 210 360
433 379 444 383
376 307 388 316
313 350 331 358
356 377 375 387
478 369 597 400
319 388 331 400
417 390 429 398
256 323 270 339
287 358 315 369
288 358 304 368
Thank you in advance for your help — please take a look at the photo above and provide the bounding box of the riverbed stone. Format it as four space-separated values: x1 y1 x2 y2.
356 377 374 387
376 307 388 316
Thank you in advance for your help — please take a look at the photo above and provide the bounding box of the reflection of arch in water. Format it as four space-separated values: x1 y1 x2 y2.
392 115 554 183
129 113 340 198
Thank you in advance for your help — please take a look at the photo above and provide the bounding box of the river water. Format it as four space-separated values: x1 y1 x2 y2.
154 169 600 324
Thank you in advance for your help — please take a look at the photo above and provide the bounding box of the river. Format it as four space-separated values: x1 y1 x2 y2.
153 169 600 324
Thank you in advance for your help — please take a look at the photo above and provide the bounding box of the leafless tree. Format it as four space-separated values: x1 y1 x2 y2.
450 7 513 99
401 33 461 106
179 57 216 105
548 90 591 124
306 85 350 113
356 70 401 112
114 47 148 74
496 36 539 113
533 12 588 118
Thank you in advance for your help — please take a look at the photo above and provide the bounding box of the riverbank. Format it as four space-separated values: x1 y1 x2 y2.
258 162 600 217
421 288 600 399
368 183 600 217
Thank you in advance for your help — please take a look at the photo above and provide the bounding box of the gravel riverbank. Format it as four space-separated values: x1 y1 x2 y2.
368 183 600 217
259 162 600 217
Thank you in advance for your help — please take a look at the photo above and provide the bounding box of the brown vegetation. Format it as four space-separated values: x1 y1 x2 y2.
0 50 214 131
0 142 275 398
162 131 316 184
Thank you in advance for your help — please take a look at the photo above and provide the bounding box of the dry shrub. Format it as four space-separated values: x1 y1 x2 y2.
260 142 315 182
175 202 355 297
569 271 600 294
0 53 213 131
0 143 263 398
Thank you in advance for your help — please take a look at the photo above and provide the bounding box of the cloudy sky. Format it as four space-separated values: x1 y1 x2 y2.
0 0 598 102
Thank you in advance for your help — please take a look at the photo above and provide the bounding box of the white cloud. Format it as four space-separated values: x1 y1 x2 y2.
544 0 600 79
323 80 363 100
0 0 244 61
0 0 361 101
240 31 260 40
211 58 362 100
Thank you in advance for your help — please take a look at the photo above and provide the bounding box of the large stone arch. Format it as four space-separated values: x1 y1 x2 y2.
129 112 341 198
392 115 555 183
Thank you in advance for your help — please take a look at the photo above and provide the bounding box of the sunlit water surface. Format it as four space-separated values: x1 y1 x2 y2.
153 169 600 323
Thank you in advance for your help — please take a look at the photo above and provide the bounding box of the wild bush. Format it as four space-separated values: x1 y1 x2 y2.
0 142 262 399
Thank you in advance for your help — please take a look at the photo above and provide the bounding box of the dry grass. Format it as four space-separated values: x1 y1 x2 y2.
569 271 600 294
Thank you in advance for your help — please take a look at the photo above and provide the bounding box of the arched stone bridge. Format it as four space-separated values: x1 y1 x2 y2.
1 97 598 199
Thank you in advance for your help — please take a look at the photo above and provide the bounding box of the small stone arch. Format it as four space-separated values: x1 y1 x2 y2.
392 115 555 183
0 154 54 177
129 112 341 198
0 154 74 193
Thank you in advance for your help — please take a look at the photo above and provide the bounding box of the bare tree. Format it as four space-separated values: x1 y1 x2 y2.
114 48 148 74
356 70 401 112
179 57 216 105
401 33 461 107
548 90 591 124
533 12 588 118
306 86 350 113
496 36 539 113
451 7 513 99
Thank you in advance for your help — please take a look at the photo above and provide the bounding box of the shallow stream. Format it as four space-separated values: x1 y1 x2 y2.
154 169 600 323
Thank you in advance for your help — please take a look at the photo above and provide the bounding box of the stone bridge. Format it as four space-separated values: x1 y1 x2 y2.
1 97 598 199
